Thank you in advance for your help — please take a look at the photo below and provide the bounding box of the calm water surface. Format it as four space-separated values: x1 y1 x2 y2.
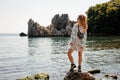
0 34 120 80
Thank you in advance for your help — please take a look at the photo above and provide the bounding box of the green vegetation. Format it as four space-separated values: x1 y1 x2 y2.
86 0 120 36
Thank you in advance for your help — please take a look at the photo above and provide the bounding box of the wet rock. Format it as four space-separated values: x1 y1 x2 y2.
64 70 95 80
18 73 49 80
34 73 49 80
18 76 34 80
19 32 27 36
104 74 117 79
87 69 100 74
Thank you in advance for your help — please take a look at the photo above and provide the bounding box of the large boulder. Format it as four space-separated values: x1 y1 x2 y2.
64 70 95 80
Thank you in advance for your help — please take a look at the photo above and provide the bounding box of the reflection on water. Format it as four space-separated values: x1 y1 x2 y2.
27 37 70 80
87 37 120 50
0 36 120 80
50 37 69 54
28 38 52 55
86 37 120 79
27 37 120 80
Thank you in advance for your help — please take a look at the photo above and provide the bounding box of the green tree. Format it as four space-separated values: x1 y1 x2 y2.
86 0 120 36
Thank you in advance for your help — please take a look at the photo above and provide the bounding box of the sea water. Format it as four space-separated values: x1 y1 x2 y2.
0 34 120 80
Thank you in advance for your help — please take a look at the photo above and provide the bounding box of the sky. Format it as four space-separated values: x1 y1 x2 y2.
0 0 110 33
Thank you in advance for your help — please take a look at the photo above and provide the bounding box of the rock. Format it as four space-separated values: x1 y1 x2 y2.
28 19 40 37
52 14 61 30
19 32 27 36
64 70 95 80
66 25 72 37
51 14 69 31
18 73 49 80
51 28 59 35
34 73 49 80
27 14 76 37
87 69 100 74
60 14 69 29
104 74 117 79
18 76 34 80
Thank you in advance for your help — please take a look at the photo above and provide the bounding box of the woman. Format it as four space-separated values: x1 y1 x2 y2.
68 14 88 72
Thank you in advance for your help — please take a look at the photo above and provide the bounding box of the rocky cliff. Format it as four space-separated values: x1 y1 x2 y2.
28 14 75 37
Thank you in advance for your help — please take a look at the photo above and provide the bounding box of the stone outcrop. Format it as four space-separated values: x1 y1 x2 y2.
64 70 95 80
51 14 69 30
28 14 75 37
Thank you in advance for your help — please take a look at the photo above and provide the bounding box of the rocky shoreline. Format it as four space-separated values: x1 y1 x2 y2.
27 14 75 37
17 69 117 80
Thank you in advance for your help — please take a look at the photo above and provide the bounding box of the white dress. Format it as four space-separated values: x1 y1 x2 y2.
69 23 87 51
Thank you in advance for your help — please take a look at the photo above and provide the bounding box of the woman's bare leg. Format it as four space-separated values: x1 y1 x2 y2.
68 48 76 71
67 48 74 64
78 49 83 66
78 47 83 72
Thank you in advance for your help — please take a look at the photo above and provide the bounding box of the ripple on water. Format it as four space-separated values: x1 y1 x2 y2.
0 36 120 80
